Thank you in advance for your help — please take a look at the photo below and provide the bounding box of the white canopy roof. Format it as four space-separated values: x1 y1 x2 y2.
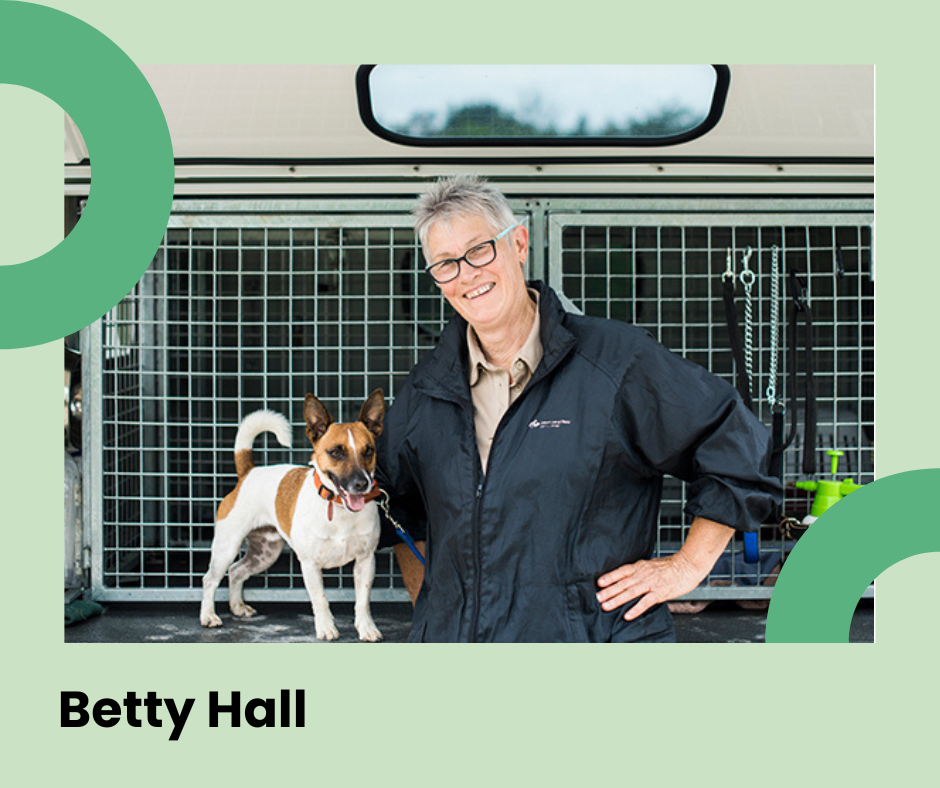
64 64 873 164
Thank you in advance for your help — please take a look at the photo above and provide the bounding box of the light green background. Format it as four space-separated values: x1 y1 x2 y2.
2 1 937 784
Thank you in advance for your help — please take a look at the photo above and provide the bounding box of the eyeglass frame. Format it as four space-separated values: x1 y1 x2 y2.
424 223 520 284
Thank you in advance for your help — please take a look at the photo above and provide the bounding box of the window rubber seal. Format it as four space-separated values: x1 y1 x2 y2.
355 64 731 149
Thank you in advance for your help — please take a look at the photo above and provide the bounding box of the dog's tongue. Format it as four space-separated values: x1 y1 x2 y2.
342 491 366 512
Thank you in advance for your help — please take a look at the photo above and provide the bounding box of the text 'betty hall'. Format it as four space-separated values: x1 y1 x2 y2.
61 689 306 741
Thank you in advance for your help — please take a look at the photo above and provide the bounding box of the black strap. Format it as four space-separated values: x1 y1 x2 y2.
768 406 785 522
785 271 817 475
801 304 817 475
722 277 753 412
785 291 798 452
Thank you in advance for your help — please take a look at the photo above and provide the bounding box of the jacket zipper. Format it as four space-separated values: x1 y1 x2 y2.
468 477 484 643
466 377 543 642
411 287 578 641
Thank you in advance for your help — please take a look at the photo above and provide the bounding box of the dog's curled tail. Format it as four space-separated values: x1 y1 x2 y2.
233 410 293 478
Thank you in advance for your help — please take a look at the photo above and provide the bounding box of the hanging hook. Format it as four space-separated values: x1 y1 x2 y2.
723 248 735 282
739 246 755 287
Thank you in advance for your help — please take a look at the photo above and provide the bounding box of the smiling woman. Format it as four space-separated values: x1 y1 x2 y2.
374 174 782 642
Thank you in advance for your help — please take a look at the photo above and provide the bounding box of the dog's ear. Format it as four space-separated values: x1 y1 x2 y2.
358 389 386 438
304 394 333 446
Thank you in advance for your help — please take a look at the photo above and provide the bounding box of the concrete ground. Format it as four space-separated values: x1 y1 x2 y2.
65 599 874 644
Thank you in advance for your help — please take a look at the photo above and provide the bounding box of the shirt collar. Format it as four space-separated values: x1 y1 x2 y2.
410 282 577 407
468 289 542 387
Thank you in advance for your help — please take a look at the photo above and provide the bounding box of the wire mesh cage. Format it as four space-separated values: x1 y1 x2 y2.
549 206 874 597
88 209 450 600
86 198 873 602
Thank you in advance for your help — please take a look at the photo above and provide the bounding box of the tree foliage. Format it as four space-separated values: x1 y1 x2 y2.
394 101 698 139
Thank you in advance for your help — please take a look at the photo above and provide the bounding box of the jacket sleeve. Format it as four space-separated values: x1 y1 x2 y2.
616 331 782 532
374 378 428 547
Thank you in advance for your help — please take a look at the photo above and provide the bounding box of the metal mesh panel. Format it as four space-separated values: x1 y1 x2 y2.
89 198 873 602
551 211 874 594
95 212 447 600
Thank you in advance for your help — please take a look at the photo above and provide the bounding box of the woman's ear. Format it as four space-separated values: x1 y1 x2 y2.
512 224 530 266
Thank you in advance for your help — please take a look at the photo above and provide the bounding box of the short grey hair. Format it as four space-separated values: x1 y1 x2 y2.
413 175 517 256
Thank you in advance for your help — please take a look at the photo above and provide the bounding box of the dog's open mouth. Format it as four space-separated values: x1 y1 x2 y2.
339 488 367 512
325 470 373 513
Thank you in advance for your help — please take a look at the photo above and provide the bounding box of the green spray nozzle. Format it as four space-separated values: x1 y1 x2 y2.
792 450 863 519
827 450 844 478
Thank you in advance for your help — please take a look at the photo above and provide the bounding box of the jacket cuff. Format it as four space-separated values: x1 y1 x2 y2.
684 476 779 533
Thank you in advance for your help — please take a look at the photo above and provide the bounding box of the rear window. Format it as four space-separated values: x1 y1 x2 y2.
357 65 728 147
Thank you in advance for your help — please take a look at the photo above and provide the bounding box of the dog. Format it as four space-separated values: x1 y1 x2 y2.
200 390 386 641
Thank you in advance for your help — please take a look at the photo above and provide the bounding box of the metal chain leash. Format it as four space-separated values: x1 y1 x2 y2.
765 245 782 409
739 247 755 403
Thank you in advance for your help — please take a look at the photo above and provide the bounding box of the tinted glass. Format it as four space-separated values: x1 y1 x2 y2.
367 65 721 142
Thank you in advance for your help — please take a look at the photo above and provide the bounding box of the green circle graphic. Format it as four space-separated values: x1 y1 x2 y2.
766 468 940 642
0 1 173 349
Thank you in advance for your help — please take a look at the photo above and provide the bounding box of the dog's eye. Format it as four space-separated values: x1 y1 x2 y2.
363 445 374 458
328 448 345 460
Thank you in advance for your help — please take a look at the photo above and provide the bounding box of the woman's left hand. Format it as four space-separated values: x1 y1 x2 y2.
595 516 736 620
596 553 703 621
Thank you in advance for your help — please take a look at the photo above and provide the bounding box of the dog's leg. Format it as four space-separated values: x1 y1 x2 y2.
200 517 250 628
228 526 284 618
352 552 382 642
299 561 339 641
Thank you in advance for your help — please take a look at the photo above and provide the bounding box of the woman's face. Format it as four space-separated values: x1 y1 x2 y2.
425 213 530 335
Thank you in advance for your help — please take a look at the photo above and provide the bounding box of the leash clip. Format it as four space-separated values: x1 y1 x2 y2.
739 247 755 287
377 490 426 566
791 272 809 312
722 248 736 283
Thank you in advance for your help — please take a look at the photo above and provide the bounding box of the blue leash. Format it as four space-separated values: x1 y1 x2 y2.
378 490 425 566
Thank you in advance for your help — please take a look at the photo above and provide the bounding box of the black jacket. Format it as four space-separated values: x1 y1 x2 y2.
376 282 781 642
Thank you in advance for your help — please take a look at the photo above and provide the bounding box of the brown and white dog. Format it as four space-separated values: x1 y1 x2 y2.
200 390 386 641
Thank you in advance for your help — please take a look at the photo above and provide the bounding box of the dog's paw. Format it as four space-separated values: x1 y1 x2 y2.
201 612 223 628
230 602 257 618
356 619 383 643
315 620 340 641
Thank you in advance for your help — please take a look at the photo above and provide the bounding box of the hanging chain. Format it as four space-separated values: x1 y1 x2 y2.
739 247 755 402
765 245 782 410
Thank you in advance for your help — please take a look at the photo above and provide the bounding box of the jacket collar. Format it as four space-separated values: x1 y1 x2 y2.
415 281 577 406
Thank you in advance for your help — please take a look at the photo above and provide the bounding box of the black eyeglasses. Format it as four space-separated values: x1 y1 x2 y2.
424 224 518 284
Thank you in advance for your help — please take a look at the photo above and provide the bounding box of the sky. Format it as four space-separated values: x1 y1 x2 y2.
369 64 717 133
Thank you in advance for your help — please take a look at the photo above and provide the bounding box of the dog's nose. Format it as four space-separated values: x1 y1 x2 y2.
350 477 370 494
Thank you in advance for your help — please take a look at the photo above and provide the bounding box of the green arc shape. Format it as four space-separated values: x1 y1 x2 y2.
766 468 940 642
0 1 173 349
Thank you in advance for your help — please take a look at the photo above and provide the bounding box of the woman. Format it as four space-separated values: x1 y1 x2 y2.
377 175 780 642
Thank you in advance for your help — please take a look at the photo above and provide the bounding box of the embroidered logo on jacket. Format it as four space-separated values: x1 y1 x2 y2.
528 418 572 429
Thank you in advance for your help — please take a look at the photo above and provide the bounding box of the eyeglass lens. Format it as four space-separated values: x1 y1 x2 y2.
429 240 497 283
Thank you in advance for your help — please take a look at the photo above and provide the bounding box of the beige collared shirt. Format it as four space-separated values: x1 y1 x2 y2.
467 290 543 474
